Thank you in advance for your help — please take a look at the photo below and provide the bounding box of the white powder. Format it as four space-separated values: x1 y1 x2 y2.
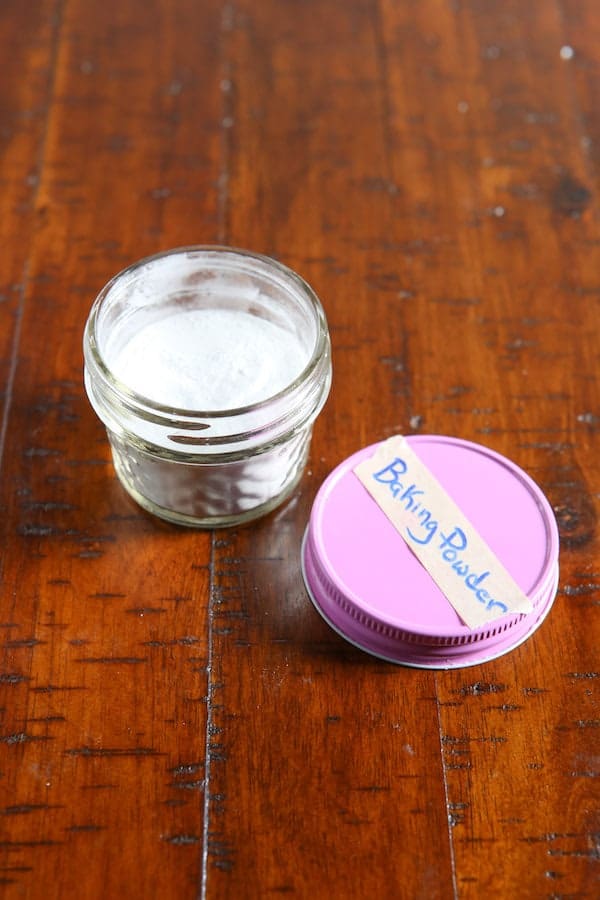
108 308 309 409
85 250 332 525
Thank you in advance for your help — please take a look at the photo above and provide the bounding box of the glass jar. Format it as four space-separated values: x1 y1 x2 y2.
83 246 332 527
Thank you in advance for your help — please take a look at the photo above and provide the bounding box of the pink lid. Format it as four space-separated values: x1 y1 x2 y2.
302 435 560 668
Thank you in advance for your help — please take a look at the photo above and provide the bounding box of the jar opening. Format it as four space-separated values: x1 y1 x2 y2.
83 246 332 453
86 245 328 418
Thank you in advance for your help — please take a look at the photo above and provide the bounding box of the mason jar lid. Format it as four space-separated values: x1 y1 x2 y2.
302 435 560 668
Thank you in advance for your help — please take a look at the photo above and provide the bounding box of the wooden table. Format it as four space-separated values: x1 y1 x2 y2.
1 1 598 897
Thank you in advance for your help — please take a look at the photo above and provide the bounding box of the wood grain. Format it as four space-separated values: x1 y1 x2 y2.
0 0 222 896
0 0 599 898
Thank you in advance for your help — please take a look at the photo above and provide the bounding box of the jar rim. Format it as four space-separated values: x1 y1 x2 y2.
83 245 330 423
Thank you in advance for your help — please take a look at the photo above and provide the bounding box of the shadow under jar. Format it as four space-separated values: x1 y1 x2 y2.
83 246 332 527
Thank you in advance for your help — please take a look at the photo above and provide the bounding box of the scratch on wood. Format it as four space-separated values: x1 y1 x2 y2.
27 715 66 723
170 763 204 776
458 682 507 696
484 704 522 712
560 583 600 596
22 447 62 458
125 607 167 615
208 743 227 762
0 673 29 685
207 832 234 871
143 636 201 647
1 804 58 815
0 732 51 745
65 746 163 757
353 785 391 792
169 779 205 791
3 637 44 648
31 684 86 693
162 833 201 845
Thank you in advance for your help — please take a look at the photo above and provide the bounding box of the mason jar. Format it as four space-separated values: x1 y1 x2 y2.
83 246 332 527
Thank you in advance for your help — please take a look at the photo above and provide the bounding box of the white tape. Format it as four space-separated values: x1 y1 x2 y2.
354 436 533 629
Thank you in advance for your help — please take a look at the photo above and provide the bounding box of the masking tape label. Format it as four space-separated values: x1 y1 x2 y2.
353 436 533 629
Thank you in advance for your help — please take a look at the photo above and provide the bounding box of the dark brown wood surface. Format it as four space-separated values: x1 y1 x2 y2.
0 1 598 897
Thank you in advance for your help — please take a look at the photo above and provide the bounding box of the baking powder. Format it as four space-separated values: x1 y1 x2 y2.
84 247 332 527
108 308 309 410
